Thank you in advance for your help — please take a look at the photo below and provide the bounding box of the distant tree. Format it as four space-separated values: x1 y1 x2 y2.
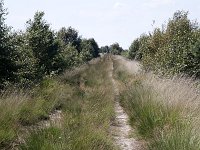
26 11 59 77
87 38 99 58
80 38 99 61
110 43 123 55
128 39 140 59
100 46 110 53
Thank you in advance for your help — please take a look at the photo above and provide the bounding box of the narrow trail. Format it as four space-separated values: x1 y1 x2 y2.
109 58 142 150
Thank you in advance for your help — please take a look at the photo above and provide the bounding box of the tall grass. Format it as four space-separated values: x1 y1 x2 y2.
113 56 200 150
0 91 27 148
0 78 73 149
20 55 117 150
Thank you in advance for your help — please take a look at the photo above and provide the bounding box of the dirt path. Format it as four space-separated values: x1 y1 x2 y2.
110 58 142 150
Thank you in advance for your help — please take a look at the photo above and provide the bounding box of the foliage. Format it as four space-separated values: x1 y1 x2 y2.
0 0 18 88
121 50 129 58
0 3 100 89
26 11 59 77
110 42 123 55
80 38 100 62
129 10 200 77
57 26 81 51
10 31 37 87
54 44 80 73
128 38 140 60
100 46 110 53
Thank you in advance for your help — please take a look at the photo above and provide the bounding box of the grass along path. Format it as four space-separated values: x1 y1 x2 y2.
110 56 143 150
0 56 120 150
4 55 195 150
113 56 200 150
18 56 117 150
20 55 144 150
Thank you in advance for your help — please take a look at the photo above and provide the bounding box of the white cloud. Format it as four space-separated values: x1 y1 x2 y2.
144 0 174 8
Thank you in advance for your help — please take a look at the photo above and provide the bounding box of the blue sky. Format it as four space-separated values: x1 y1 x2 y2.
4 0 200 49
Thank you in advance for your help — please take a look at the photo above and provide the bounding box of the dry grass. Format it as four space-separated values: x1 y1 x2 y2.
144 74 200 115
113 55 200 150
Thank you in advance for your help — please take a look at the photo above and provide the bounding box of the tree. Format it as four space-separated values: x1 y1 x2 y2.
100 46 110 53
0 0 17 88
10 31 37 87
80 38 99 62
57 27 81 51
54 44 79 72
128 39 140 59
26 11 58 77
133 10 200 77
86 38 99 58
110 43 123 55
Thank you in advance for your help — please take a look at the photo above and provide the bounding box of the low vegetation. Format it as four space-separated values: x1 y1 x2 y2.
0 77 73 149
0 56 117 149
20 56 116 150
125 10 200 149
113 57 200 150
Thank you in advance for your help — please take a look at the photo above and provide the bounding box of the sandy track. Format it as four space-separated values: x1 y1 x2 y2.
109 58 142 150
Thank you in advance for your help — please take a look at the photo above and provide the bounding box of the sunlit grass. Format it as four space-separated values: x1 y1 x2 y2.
20 55 117 150
113 56 200 150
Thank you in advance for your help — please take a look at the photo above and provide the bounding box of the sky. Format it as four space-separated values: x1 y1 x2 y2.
4 0 200 49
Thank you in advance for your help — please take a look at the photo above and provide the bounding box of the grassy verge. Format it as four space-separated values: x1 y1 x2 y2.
113 57 200 150
19 56 117 150
0 77 73 149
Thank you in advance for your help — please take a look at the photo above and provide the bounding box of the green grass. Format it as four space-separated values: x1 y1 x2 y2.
0 78 73 149
120 80 180 139
0 92 27 148
0 56 117 149
113 57 200 150
18 78 71 125
20 127 64 150
20 56 117 150
149 124 200 150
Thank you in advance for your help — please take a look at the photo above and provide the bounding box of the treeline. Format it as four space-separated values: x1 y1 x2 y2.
128 10 200 77
0 1 102 89
100 43 124 55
